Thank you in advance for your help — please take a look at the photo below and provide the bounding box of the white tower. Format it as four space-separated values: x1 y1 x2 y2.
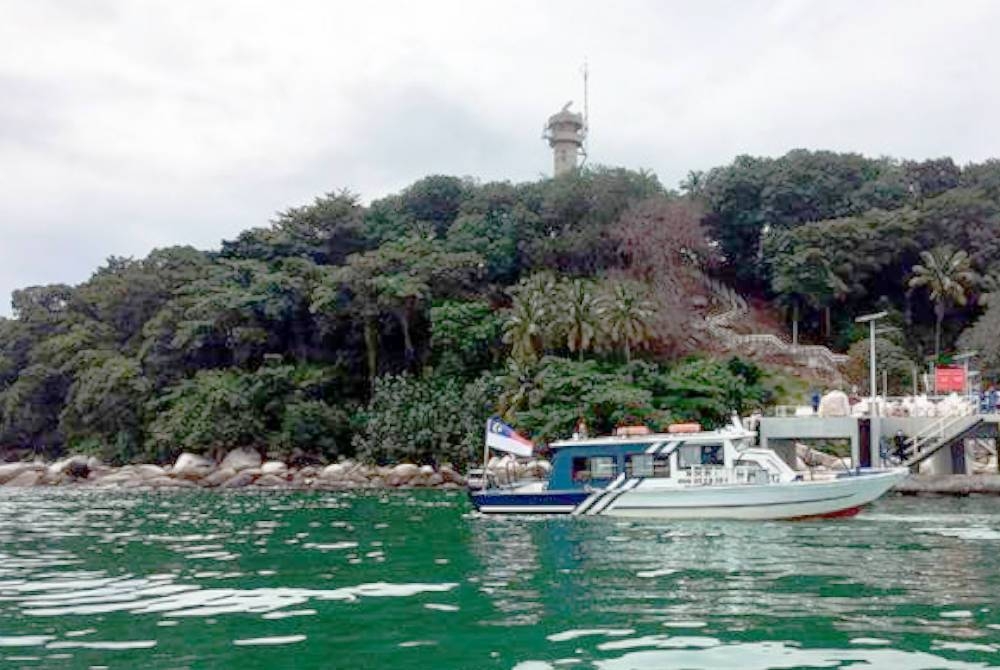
543 101 587 177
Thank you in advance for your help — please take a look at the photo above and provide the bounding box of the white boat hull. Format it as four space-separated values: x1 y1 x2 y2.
604 469 906 519
472 469 909 520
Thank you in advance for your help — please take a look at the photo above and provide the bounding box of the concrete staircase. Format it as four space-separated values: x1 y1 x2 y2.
902 414 984 469
703 279 848 378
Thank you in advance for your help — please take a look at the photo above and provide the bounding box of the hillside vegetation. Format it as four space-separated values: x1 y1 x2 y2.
2 152 999 466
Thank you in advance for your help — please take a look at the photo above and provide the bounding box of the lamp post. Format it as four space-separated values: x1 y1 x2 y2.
856 311 888 467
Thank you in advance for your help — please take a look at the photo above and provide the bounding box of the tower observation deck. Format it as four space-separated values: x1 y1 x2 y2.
543 102 587 177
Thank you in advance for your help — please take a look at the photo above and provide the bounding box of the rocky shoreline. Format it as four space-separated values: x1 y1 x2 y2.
1 449 995 497
0 448 471 491
0 449 554 491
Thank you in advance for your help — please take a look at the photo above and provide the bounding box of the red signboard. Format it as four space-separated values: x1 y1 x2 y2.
935 366 966 393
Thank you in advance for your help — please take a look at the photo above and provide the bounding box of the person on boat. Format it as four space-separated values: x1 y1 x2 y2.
573 417 589 440
810 390 821 414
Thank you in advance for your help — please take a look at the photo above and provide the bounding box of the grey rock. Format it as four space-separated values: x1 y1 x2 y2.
438 465 466 485
260 461 288 476
136 464 167 479
220 448 262 472
202 467 237 487
5 470 41 487
0 463 31 485
319 464 346 480
221 471 257 489
254 474 288 488
172 453 214 479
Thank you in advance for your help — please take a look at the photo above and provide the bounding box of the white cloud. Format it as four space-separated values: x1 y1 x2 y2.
1 0 999 314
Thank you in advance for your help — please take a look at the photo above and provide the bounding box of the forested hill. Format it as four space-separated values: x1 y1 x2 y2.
2 150 1000 467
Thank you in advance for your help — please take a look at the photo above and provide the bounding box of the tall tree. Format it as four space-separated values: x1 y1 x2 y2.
908 247 977 360
502 289 549 365
558 278 601 360
598 281 654 363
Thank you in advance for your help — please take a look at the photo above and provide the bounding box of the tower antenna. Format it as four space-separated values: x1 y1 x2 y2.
581 59 589 165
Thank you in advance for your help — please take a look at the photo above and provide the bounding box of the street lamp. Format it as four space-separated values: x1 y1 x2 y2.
856 311 888 467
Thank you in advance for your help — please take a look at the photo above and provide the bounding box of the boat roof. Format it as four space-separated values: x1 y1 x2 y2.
549 425 755 449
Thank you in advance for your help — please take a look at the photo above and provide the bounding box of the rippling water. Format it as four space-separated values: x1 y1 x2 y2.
1 490 1000 669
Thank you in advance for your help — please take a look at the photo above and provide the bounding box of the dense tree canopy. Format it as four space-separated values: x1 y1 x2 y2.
2 153 999 464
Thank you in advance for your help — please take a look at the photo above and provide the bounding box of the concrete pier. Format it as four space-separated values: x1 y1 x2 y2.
759 414 1000 475
893 474 1000 496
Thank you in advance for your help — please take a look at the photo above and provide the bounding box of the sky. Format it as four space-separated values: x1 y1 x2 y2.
2 0 999 315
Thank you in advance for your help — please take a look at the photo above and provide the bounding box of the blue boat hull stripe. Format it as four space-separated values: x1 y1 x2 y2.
587 477 644 515
572 472 627 515
477 505 576 514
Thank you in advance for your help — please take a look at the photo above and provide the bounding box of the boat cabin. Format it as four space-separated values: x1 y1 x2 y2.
545 425 796 490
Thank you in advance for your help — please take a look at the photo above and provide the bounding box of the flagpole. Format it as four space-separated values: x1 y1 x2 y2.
482 421 490 491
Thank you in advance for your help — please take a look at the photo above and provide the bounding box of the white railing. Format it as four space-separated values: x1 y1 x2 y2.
701 278 847 372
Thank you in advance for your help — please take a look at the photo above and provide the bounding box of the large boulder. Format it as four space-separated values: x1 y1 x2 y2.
93 471 142 487
387 463 420 486
260 460 288 476
319 464 346 480
172 453 214 480
5 470 41 487
254 473 288 488
148 476 196 488
136 464 166 479
0 463 31 485
202 467 237 487
221 471 257 489
438 465 466 486
220 448 262 472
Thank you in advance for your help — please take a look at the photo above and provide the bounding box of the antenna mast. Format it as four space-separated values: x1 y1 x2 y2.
581 59 589 164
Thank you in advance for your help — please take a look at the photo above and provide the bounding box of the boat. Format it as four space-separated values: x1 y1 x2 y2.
469 417 908 519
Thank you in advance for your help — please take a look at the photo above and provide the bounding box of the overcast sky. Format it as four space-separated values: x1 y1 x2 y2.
2 0 999 315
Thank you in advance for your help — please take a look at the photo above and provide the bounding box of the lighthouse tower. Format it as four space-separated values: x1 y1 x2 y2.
543 102 587 177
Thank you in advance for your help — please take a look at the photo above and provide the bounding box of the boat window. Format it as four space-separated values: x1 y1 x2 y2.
678 444 724 468
626 453 671 478
572 456 617 482
589 456 616 479
571 457 590 483
735 459 770 484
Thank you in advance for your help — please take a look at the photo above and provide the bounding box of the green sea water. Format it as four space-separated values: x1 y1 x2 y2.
1 490 1000 669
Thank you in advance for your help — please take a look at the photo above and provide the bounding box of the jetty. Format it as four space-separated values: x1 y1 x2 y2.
757 394 1000 494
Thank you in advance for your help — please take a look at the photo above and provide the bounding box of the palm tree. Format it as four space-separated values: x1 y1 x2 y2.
598 281 655 363
908 246 977 361
558 278 600 360
502 290 549 364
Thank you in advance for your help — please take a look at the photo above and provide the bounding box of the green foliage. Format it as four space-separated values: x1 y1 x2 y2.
909 246 977 359
503 356 766 445
429 299 502 376
702 150 911 285
352 372 500 468
844 337 917 396
59 355 149 464
145 364 351 463
5 155 1000 463
221 191 368 265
